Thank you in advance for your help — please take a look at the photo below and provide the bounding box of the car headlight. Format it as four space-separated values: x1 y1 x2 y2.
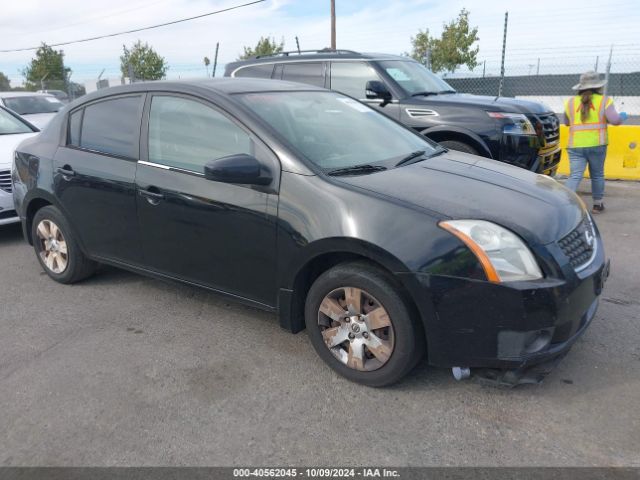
439 220 543 282
487 112 536 136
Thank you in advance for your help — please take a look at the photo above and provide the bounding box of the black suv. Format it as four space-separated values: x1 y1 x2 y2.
225 50 561 175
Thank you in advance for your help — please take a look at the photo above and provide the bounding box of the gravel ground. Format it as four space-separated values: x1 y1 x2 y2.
0 180 638 467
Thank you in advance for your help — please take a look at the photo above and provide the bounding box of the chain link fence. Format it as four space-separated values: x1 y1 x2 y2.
441 55 640 121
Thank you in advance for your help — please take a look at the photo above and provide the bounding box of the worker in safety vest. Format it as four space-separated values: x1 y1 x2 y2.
564 71 627 213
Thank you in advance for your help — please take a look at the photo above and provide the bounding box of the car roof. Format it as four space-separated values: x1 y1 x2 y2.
225 51 409 70
0 91 56 98
72 78 327 105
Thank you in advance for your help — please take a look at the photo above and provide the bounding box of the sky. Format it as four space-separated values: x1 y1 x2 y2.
1 0 639 87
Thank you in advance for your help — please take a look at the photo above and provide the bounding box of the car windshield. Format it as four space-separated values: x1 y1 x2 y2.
236 91 436 170
379 60 456 96
3 95 63 115
0 108 34 135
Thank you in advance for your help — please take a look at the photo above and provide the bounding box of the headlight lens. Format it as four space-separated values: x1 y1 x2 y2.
486 112 536 136
439 220 543 282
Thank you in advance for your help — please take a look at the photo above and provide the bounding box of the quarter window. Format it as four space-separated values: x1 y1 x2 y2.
80 95 143 158
281 62 325 87
235 64 275 78
68 109 82 146
148 96 252 173
330 62 382 99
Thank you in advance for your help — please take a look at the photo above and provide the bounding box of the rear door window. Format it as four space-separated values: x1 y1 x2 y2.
281 62 325 87
80 95 143 158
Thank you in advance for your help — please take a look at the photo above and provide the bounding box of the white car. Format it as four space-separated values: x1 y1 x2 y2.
0 92 64 129
0 105 38 225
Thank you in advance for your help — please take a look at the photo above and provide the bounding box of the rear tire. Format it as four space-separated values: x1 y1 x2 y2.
305 261 425 387
32 205 97 284
438 140 479 155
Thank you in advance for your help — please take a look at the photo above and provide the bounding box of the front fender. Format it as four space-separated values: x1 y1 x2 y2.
280 237 411 291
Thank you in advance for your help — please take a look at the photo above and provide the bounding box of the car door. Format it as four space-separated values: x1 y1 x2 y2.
135 93 279 306
53 94 144 264
329 61 401 120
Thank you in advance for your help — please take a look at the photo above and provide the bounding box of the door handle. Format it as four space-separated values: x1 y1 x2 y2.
139 187 164 205
56 166 76 178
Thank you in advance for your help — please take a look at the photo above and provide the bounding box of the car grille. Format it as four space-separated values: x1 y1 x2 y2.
538 113 560 145
0 170 11 193
558 217 596 271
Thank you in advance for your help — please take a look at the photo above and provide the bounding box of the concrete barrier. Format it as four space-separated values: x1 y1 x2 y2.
557 125 640 180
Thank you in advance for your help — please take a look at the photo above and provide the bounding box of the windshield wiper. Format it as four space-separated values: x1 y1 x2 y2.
411 91 439 97
428 146 448 158
411 90 456 97
396 147 448 167
327 164 387 176
395 150 427 167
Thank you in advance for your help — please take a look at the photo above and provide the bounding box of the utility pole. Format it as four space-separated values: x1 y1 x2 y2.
594 55 599 72
482 60 486 78
212 42 220 78
295 36 301 54
536 57 540 75
330 0 336 50
497 11 508 98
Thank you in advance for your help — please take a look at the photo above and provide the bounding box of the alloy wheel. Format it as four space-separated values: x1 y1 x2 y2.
317 286 395 371
36 219 69 274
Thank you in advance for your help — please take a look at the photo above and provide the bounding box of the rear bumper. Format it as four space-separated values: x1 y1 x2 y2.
400 240 609 370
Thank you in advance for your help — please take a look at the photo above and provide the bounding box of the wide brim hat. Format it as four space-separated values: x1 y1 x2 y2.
572 70 606 90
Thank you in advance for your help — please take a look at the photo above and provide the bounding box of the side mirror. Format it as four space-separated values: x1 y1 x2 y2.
204 154 272 186
365 80 392 106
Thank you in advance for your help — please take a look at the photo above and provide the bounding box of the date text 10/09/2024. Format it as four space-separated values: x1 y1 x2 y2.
233 468 401 478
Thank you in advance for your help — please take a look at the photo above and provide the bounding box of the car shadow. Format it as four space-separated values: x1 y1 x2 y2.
0 223 24 246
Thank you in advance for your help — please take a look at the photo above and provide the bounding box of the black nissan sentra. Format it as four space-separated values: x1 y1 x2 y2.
12 79 609 386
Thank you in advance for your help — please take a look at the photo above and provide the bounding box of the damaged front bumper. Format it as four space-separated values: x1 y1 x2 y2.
402 240 610 385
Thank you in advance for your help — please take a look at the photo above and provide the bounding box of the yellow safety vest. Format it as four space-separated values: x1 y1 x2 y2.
564 93 613 148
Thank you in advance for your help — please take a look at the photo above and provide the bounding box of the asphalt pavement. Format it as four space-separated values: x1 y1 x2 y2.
0 180 639 467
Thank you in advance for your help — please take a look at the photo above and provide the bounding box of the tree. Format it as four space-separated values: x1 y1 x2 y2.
0 72 10 90
22 43 70 91
238 36 284 60
410 9 479 73
408 29 436 68
204 56 210 77
120 40 168 81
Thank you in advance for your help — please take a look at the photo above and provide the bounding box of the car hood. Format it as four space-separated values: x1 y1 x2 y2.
337 151 584 245
410 92 552 114
0 132 38 169
21 112 57 129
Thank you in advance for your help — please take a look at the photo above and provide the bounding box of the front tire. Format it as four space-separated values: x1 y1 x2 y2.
438 140 479 155
32 206 97 284
305 262 425 387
